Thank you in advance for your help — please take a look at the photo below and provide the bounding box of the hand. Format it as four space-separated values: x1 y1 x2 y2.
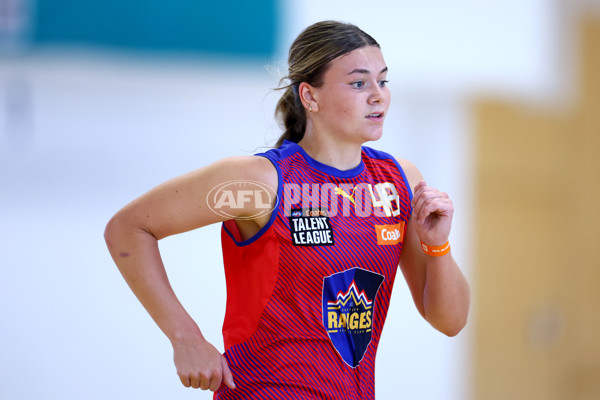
411 180 453 246
172 333 236 391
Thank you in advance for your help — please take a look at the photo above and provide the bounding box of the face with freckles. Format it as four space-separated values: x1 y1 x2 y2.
300 45 390 144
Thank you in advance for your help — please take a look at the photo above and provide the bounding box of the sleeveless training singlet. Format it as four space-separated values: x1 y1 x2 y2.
214 140 412 399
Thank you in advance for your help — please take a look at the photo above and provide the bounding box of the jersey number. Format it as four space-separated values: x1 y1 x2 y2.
368 183 400 217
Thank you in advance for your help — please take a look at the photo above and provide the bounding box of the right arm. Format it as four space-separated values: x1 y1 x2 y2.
104 155 277 391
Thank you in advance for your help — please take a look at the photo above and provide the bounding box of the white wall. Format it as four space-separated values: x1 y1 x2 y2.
0 55 282 400
0 1 563 398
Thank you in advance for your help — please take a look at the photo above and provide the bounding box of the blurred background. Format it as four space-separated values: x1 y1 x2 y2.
1 0 599 399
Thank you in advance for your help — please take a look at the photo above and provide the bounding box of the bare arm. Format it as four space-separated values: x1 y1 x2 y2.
397 159 470 336
104 156 277 390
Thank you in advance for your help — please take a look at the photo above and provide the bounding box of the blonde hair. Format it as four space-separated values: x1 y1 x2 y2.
274 21 380 147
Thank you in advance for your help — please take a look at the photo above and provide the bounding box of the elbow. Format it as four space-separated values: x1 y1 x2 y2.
104 212 156 257
104 214 121 253
439 285 471 337
427 307 470 337
443 301 470 337
104 212 134 252
440 318 468 337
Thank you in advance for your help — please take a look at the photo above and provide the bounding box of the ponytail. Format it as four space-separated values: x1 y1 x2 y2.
274 84 306 148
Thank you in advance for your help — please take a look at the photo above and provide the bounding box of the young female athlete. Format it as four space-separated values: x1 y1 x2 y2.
105 21 470 399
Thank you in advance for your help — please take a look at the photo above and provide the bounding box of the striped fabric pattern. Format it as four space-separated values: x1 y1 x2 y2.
216 141 412 399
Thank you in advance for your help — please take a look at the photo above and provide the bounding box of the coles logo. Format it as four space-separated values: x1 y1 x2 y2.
322 268 384 368
374 222 405 245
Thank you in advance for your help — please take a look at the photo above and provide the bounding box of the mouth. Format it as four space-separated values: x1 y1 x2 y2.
366 112 385 120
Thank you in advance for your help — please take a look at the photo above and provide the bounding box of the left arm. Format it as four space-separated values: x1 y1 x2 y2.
397 159 470 336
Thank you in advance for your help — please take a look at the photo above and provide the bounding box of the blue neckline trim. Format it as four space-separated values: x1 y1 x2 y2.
284 140 365 178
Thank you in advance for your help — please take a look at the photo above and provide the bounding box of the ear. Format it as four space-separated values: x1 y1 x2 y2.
298 82 320 112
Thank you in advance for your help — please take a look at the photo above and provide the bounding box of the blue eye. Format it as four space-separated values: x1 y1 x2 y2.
351 81 365 89
379 80 389 87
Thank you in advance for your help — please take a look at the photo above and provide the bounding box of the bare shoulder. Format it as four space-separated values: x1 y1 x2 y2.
213 155 278 189
396 158 423 192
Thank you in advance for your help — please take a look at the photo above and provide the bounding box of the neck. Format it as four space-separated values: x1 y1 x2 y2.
297 130 363 171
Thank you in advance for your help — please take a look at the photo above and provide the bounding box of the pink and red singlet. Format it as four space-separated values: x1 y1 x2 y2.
215 140 412 399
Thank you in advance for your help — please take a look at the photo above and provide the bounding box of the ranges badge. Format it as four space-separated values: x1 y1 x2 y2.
322 267 384 368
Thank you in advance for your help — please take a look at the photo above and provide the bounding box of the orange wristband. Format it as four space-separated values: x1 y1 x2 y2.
420 241 451 257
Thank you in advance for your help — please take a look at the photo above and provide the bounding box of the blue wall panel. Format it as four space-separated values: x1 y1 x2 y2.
33 0 278 58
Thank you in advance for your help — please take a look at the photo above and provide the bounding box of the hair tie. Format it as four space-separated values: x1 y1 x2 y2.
291 84 299 97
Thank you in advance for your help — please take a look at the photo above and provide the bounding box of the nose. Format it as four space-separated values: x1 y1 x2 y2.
368 84 384 104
